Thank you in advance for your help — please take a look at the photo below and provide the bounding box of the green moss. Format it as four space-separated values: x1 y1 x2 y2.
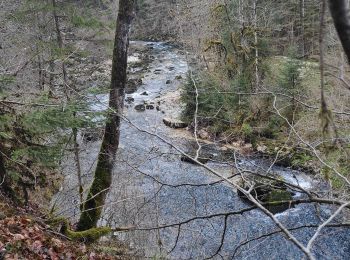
77 158 112 231
48 217 112 243
66 226 111 242
266 189 292 203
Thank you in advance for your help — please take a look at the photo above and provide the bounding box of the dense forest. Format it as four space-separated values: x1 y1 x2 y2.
1 0 350 259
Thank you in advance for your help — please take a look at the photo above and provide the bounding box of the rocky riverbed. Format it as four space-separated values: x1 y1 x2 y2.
53 41 350 259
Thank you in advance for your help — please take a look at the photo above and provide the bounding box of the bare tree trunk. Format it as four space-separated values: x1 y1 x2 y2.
73 127 83 206
328 0 350 62
0 148 7 191
52 0 69 97
0 145 15 200
77 0 135 231
300 0 305 57
253 0 259 91
51 0 84 208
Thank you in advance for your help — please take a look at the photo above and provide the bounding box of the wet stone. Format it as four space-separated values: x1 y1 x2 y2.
82 128 103 143
134 104 146 111
125 96 135 103
126 78 143 94
163 118 188 128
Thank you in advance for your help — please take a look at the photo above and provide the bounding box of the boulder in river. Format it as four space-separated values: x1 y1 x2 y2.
82 128 103 143
126 78 142 94
134 104 146 111
125 96 135 103
166 80 172 84
198 129 210 139
163 118 188 129
140 91 149 96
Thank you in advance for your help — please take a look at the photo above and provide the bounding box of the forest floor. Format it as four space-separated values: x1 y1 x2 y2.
0 196 133 259
0 194 135 260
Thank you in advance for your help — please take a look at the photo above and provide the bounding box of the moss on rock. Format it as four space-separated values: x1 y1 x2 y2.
265 189 293 203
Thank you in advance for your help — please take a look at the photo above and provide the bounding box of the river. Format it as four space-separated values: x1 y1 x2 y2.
53 41 350 259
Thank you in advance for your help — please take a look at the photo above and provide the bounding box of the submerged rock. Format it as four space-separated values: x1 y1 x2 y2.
237 180 294 214
163 118 188 128
180 155 209 164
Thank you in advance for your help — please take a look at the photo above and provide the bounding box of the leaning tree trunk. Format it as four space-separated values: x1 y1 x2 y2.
77 0 135 231
328 0 350 63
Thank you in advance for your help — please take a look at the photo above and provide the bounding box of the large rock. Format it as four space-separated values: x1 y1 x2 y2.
125 96 135 103
198 129 210 139
82 128 103 143
126 78 142 94
134 104 146 111
163 118 188 129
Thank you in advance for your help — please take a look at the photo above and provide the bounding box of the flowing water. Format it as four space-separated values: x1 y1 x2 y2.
53 41 350 259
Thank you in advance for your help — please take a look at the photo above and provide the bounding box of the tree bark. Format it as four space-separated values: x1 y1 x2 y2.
0 145 16 200
300 0 305 57
328 0 350 63
52 0 69 97
253 0 259 91
77 0 135 231
0 148 7 191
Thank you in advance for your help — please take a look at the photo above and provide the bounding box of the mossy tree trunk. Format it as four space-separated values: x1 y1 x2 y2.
76 0 136 231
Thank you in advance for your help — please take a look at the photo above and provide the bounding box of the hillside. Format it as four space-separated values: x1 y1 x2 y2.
1 0 350 259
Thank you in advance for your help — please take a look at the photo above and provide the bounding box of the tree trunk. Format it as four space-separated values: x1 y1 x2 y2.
52 0 69 98
77 0 135 231
300 0 305 57
328 0 350 63
0 148 7 191
253 0 259 91
0 145 16 200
